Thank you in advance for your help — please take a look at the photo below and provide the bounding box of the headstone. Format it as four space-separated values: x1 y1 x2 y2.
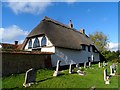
110 65 115 76
98 62 101 68
112 63 116 73
23 68 36 87
105 76 110 84
104 69 107 81
77 70 85 76
76 64 79 71
69 64 74 74
53 60 61 76
84 62 86 68
89 61 91 67
103 61 105 67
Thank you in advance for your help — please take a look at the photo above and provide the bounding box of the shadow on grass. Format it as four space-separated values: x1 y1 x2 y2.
36 73 65 83
37 77 53 83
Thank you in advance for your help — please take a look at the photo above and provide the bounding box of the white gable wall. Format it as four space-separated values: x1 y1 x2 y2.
51 47 100 67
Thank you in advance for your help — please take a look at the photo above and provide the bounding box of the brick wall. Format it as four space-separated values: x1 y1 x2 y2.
2 52 52 76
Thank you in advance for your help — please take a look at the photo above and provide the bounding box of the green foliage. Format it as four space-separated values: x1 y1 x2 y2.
89 32 109 53
102 50 119 61
112 59 120 63
80 67 85 71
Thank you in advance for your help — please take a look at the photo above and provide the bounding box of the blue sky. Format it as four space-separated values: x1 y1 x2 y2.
1 1 118 51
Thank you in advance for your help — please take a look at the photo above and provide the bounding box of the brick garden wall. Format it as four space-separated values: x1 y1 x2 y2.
2 51 52 76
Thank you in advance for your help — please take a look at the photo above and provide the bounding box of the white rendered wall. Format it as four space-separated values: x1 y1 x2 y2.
51 47 100 67
41 46 55 53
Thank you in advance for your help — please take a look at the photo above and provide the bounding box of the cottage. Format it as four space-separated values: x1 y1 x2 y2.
21 16 103 67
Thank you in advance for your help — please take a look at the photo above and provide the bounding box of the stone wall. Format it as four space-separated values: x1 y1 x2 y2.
2 51 52 76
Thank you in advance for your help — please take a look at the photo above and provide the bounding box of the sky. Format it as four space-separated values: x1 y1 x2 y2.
0 1 119 51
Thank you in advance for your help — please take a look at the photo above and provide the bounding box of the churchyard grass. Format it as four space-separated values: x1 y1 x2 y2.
2 62 119 89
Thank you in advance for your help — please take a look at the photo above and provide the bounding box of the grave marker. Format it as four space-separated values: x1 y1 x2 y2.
23 68 36 87
53 60 61 76
84 62 86 68
69 64 74 74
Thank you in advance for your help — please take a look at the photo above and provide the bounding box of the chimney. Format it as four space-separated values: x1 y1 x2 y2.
15 41 18 45
80 29 85 34
69 20 73 28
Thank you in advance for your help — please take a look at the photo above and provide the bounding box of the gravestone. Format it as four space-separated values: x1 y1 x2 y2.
104 69 107 81
84 62 86 68
53 60 61 76
76 64 79 71
89 61 91 67
77 70 85 76
69 64 74 74
110 65 115 76
103 61 105 67
23 68 36 87
98 62 101 68
112 63 116 73
105 76 110 84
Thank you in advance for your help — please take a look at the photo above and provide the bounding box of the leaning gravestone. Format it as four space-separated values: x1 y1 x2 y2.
89 61 91 67
23 68 36 87
98 62 101 68
84 62 86 68
104 69 107 81
69 64 74 74
53 60 61 76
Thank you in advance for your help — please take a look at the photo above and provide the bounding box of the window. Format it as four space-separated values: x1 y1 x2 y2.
82 45 86 50
28 39 32 49
41 36 47 47
33 37 40 48
88 46 90 52
88 57 91 62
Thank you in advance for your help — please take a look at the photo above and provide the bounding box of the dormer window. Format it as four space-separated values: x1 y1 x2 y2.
33 37 40 48
41 36 47 47
28 39 32 49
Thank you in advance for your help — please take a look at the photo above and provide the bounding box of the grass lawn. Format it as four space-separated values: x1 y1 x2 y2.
2 62 119 89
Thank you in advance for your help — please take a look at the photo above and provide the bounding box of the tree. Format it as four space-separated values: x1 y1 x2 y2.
89 32 109 53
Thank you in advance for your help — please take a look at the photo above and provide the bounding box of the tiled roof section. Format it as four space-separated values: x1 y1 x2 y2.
0 43 24 50
0 43 19 50
21 16 94 50
17 44 23 50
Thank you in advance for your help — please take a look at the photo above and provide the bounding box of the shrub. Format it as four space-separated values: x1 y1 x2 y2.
112 59 120 63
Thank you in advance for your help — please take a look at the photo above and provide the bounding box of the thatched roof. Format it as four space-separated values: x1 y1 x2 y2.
21 16 94 50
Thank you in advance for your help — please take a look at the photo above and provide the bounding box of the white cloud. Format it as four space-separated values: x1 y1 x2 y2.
108 42 120 51
5 0 78 15
0 25 29 44
6 0 52 15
